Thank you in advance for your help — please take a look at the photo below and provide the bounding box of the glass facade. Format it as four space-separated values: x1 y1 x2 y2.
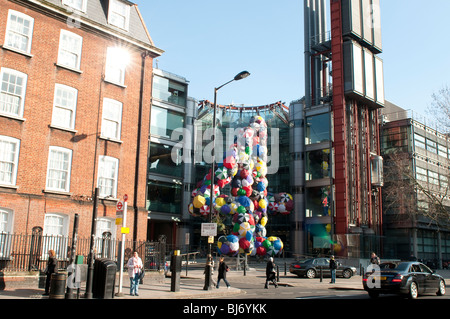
381 126 410 153
147 179 182 215
152 74 187 107
306 149 331 180
194 103 292 251
148 142 183 178
150 105 184 139
147 69 188 224
305 113 330 145
306 186 331 218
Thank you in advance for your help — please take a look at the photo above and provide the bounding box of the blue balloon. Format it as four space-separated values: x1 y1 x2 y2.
256 181 266 191
220 204 231 215
238 196 252 207
227 234 239 243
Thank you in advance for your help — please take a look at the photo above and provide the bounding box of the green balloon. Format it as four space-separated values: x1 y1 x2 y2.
237 206 246 214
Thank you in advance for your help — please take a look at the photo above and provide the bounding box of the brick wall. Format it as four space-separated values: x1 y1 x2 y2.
0 0 156 241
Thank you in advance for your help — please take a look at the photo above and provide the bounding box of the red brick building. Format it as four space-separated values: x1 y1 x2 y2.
0 0 163 244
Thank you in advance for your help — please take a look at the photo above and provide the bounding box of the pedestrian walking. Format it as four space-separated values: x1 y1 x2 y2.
370 252 380 265
216 257 230 289
127 251 143 296
264 257 278 289
329 255 337 284
43 250 57 296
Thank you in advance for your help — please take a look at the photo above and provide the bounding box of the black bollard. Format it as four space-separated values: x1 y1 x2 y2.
170 250 182 292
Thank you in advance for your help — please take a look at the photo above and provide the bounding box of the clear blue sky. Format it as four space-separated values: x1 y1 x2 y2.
134 0 450 116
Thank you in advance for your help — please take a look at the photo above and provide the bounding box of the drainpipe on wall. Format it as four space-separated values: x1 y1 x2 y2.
133 51 151 247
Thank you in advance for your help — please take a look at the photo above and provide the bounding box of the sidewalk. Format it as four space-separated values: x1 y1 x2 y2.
0 266 362 300
1 265 448 300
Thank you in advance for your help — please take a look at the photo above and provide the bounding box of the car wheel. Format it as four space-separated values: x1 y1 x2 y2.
342 269 352 279
408 281 418 299
306 269 316 279
437 279 446 296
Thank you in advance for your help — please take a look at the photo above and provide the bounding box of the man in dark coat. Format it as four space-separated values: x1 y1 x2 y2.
329 255 337 283
216 257 231 289
264 257 278 289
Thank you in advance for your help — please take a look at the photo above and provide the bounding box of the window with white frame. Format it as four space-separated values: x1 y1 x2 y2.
4 10 34 54
43 213 69 258
51 84 78 130
0 208 14 258
101 98 122 140
46 146 72 192
97 156 119 198
0 68 27 118
104 47 129 86
108 0 130 30
0 209 12 233
96 217 116 239
0 136 20 186
57 30 83 70
62 0 88 12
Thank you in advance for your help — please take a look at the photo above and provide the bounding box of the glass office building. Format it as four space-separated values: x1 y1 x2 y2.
147 69 191 246
192 102 292 253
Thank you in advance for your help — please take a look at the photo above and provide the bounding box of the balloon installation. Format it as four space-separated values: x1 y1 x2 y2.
188 115 293 258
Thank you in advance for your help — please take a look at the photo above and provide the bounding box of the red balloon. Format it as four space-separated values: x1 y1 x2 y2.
224 156 236 169
256 246 266 256
240 169 250 178
239 238 250 250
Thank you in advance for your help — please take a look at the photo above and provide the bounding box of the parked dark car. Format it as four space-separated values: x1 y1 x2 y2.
289 257 356 279
363 261 446 299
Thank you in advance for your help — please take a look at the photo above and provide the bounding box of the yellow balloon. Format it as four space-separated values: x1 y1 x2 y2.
215 197 226 207
259 198 268 209
260 216 268 227
193 195 206 208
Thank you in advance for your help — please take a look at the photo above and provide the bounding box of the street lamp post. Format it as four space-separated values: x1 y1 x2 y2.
203 71 250 290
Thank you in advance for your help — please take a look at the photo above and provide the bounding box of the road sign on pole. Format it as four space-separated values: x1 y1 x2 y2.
116 199 127 297
201 223 217 237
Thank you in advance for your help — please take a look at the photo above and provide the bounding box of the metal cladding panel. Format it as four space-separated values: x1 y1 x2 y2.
372 0 382 52
343 40 385 107
343 41 363 96
363 48 375 101
361 0 373 46
374 56 385 105
342 0 362 38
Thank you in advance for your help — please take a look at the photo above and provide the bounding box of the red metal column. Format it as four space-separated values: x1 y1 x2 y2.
365 108 373 227
330 0 348 234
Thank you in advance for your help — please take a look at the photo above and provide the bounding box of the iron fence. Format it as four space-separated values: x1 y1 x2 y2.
0 232 166 273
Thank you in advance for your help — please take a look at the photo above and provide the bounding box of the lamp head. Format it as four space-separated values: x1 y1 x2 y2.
234 71 250 81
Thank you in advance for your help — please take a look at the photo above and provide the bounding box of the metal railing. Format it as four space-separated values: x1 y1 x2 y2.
0 232 166 272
